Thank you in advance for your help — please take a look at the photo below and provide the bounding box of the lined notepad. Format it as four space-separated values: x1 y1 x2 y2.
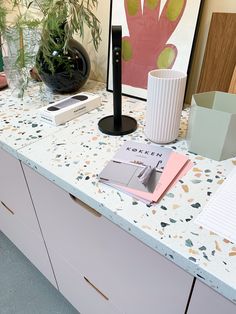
195 167 236 244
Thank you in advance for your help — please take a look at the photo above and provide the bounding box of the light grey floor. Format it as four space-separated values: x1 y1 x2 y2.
0 231 79 314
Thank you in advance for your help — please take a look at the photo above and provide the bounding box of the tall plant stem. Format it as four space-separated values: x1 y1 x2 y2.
19 29 25 68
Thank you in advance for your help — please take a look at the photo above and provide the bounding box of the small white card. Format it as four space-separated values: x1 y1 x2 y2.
195 167 236 243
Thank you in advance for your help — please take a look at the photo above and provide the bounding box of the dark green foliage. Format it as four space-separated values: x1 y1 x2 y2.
0 0 101 88
38 0 101 73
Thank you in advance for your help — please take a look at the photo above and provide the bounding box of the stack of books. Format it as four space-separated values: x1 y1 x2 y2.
99 141 192 203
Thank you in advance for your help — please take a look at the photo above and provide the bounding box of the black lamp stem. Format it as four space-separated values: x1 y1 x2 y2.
98 25 137 136
113 46 122 128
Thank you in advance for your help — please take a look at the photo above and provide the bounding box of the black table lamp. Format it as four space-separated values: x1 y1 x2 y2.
98 25 137 135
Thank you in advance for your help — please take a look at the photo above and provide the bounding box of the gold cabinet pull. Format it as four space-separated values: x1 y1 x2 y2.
69 194 101 218
0 201 14 215
84 276 109 300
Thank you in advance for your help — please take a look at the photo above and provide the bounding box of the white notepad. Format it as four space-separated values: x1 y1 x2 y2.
195 167 236 244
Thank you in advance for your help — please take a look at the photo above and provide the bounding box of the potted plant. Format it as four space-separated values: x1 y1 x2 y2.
36 0 101 93
0 0 101 95
0 0 42 96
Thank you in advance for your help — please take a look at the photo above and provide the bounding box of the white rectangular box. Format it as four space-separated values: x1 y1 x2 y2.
38 92 101 126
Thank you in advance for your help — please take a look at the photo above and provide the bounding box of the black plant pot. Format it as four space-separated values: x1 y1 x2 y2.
36 38 91 93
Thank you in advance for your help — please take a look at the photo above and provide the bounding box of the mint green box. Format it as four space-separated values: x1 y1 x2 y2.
187 91 236 161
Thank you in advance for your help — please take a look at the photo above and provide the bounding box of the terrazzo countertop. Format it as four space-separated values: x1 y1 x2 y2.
0 80 106 156
1 80 236 304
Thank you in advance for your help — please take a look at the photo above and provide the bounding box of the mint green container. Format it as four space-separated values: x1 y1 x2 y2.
187 91 236 161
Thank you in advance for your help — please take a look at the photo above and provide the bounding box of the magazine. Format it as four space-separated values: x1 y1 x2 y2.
99 141 191 203
99 141 172 194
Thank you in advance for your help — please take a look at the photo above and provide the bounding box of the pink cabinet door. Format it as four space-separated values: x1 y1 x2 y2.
48 247 121 314
0 148 40 231
24 163 194 314
187 280 236 314
0 148 56 287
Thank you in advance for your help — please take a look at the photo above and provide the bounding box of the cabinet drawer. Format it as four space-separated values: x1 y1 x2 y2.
187 280 236 314
49 248 121 314
0 201 56 287
0 148 40 234
24 164 193 314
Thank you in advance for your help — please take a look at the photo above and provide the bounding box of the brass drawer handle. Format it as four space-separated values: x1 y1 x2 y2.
84 276 109 300
69 194 101 218
0 201 14 215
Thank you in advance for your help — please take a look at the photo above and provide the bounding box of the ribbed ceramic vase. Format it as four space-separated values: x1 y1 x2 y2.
144 69 187 144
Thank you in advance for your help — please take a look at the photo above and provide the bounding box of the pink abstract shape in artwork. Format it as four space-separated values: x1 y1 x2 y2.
122 0 187 89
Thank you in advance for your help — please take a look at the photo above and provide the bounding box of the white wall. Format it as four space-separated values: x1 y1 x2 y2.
76 0 110 83
81 0 236 104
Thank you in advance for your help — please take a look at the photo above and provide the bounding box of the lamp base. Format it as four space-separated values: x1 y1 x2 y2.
98 115 137 136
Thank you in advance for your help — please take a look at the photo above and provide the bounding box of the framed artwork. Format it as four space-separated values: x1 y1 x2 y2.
107 0 202 99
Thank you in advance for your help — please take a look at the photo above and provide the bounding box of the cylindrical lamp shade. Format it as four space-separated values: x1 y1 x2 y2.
144 69 187 144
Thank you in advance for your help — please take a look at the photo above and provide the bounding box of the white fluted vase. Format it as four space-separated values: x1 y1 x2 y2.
144 69 187 143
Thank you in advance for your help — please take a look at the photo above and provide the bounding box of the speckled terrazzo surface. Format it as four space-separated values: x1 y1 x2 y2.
0 80 106 156
1 80 236 304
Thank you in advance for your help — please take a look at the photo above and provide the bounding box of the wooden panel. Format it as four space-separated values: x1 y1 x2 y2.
228 65 236 94
197 13 236 93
